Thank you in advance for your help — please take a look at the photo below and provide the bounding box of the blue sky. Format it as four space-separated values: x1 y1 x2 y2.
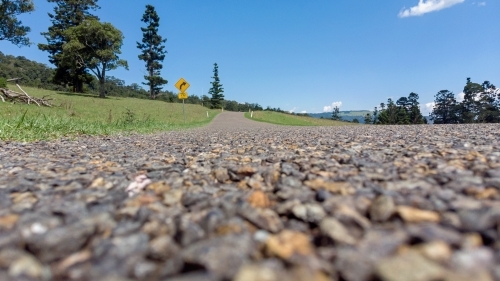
1 0 498 114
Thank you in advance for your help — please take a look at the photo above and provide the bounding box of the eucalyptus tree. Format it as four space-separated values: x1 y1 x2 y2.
62 19 128 98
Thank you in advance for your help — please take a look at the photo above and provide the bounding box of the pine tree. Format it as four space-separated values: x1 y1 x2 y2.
476 81 500 123
364 112 372 124
459 78 483 123
331 106 341 121
0 0 34 46
430 90 458 124
407 92 425 124
209 63 224 109
137 5 167 100
396 96 411 124
372 107 378 124
396 107 410 124
38 0 99 92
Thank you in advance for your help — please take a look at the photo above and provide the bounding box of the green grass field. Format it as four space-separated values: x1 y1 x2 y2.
0 85 219 141
245 111 354 126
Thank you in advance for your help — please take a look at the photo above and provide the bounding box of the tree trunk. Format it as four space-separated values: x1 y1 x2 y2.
99 67 106 98
149 68 154 99
99 77 105 98
76 79 83 93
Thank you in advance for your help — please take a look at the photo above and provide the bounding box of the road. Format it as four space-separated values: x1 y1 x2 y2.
0 114 499 280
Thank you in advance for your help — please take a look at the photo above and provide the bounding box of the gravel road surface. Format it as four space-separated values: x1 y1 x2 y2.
1 112 500 281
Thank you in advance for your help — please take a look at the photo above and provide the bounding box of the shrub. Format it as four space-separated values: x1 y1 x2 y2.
0 77 7 88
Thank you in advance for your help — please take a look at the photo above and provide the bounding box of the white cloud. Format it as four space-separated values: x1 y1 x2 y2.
323 101 342 112
423 102 435 115
456 91 485 102
398 0 465 18
288 107 297 113
477 2 487 6
301 110 307 113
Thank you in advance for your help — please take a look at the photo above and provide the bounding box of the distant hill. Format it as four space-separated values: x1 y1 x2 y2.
309 110 371 123
309 110 432 124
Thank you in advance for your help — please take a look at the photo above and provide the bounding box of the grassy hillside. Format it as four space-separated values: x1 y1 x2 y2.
245 111 354 126
0 86 219 141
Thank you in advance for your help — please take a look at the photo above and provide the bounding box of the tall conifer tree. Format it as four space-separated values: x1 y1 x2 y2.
331 106 341 121
38 0 99 92
137 5 167 100
209 63 224 109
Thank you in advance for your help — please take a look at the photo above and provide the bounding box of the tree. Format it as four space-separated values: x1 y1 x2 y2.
62 19 128 98
38 0 100 92
201 95 210 107
331 106 341 121
209 63 224 109
396 106 410 124
0 0 34 46
396 97 410 124
352 118 359 123
430 90 459 124
459 78 483 123
364 112 372 124
137 4 167 100
407 92 425 124
372 107 378 124
476 81 500 123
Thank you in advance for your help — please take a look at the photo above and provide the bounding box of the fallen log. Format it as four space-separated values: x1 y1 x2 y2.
0 86 53 107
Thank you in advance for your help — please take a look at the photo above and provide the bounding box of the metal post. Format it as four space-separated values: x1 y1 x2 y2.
183 99 186 124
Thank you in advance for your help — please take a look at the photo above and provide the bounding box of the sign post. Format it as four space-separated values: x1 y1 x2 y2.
175 78 190 124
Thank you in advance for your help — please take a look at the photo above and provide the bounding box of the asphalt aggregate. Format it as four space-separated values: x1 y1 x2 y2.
1 112 500 281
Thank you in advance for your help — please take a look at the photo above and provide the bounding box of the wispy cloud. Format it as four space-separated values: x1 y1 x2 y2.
472 1 487 6
398 0 465 18
301 110 307 113
323 101 342 112
289 107 297 113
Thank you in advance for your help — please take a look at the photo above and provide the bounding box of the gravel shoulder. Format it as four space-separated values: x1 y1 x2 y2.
1 120 500 281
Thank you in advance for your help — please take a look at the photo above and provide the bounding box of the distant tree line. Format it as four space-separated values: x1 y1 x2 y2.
430 78 500 124
0 51 64 91
366 92 427 125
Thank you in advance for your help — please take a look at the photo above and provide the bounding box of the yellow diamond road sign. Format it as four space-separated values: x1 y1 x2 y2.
175 78 190 93
178 92 188 99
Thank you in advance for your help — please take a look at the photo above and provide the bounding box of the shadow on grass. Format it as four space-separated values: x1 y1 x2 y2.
55 92 122 100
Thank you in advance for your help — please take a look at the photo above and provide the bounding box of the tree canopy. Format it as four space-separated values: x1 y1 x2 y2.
431 78 500 124
38 0 100 92
0 0 34 46
62 18 128 98
375 94 427 125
